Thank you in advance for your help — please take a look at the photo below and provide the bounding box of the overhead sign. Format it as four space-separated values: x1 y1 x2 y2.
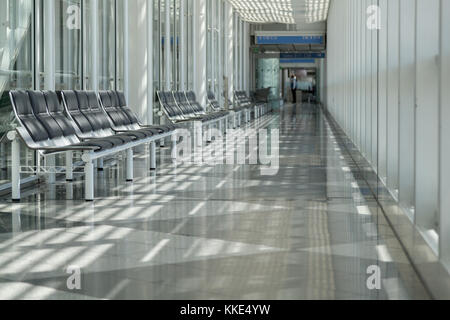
256 35 324 45
280 58 316 64
280 52 326 59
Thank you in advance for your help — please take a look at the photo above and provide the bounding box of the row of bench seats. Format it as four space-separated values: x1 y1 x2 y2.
207 91 247 129
234 91 269 119
8 90 178 202
158 91 232 146
158 91 229 124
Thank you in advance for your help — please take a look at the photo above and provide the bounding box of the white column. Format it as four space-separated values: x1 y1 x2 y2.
147 0 154 124
165 0 171 91
217 0 223 105
233 13 239 90
440 0 450 268
179 0 186 91
224 2 233 106
44 0 55 90
90 0 99 91
35 0 42 89
193 0 207 107
124 0 130 100
239 19 244 91
244 22 249 94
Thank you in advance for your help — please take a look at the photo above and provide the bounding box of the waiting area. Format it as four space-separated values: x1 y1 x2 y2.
0 0 450 303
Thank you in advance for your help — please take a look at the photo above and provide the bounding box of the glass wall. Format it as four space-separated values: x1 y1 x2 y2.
256 58 279 100
173 0 180 89
98 0 115 90
0 0 126 190
55 0 82 90
0 0 34 188
186 0 193 90
0 0 241 191
326 0 450 275
153 0 161 92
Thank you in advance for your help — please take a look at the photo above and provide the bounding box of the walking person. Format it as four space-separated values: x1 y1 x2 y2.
290 74 297 104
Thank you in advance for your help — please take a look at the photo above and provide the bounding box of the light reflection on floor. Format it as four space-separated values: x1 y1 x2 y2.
0 104 430 300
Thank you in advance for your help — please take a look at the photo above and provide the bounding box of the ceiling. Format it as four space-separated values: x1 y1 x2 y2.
227 0 330 25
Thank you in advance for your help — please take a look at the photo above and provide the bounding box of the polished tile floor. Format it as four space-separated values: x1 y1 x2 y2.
0 104 430 300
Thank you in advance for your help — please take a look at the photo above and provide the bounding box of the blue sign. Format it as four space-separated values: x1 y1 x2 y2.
280 58 316 64
280 52 326 59
256 35 324 45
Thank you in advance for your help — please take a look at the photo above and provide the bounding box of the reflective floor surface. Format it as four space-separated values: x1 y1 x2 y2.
0 104 430 300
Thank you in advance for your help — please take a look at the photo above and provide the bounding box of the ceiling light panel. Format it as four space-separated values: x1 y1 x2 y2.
227 0 295 24
305 0 330 23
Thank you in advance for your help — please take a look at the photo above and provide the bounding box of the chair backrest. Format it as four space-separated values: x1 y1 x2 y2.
44 91 77 138
74 91 112 133
207 91 221 110
173 92 196 116
98 91 134 128
10 90 51 143
28 91 66 140
115 91 141 126
62 90 95 134
185 91 205 114
157 91 183 119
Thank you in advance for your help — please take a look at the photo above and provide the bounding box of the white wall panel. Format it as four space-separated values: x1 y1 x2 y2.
398 0 416 213
415 0 440 234
378 0 388 183
440 0 450 267
386 0 400 195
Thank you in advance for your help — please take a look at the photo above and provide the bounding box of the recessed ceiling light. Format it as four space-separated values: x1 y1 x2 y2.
227 0 295 24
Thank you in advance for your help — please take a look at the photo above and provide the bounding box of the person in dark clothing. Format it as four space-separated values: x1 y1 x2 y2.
290 74 297 103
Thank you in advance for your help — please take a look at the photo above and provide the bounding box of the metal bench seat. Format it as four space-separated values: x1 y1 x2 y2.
98 91 177 135
8 90 178 202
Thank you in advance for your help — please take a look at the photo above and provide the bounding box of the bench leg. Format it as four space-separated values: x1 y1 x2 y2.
150 142 157 170
85 160 94 201
219 119 223 137
196 124 203 147
66 151 73 181
1 143 6 170
233 114 237 129
225 117 228 134
98 158 104 171
46 155 56 184
126 148 133 182
11 138 20 202
171 133 177 161
207 125 212 143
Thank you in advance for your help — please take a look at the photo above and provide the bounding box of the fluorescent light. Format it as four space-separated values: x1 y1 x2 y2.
227 0 295 24
305 0 330 23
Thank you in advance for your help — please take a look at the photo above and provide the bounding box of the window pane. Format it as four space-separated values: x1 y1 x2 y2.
116 0 124 91
98 0 115 90
0 0 34 187
55 0 82 90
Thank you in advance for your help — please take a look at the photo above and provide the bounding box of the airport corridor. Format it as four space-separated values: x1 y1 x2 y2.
0 104 429 300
